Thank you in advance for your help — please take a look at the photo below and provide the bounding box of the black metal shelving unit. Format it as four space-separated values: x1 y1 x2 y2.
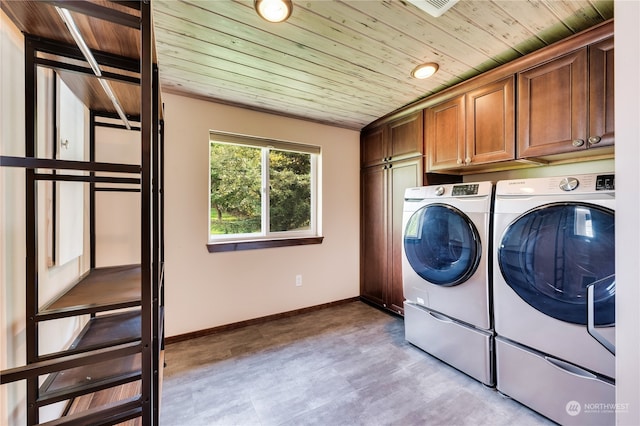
0 1 164 425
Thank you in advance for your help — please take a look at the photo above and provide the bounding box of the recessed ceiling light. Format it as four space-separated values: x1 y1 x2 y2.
411 62 439 79
255 0 293 23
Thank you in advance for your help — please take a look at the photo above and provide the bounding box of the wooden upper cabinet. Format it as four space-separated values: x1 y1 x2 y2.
361 110 423 168
388 110 423 161
588 37 615 147
426 76 515 171
425 95 465 170
518 48 588 157
361 126 386 168
466 76 515 165
518 37 614 159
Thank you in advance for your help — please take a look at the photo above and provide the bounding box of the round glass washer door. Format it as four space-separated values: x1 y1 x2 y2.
498 202 615 326
404 204 481 287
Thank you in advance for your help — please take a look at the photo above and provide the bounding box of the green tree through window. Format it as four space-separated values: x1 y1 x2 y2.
210 144 261 234
269 150 311 232
209 133 318 240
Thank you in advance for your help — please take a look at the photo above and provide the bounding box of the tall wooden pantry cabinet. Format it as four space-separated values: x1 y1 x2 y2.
360 112 423 315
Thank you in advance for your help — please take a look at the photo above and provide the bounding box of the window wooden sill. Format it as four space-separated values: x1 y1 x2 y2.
207 236 324 253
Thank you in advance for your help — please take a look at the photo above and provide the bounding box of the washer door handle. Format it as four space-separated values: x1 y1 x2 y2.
587 280 616 355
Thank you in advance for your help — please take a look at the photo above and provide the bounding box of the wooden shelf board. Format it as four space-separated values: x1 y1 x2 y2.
39 354 141 405
41 265 141 317
74 311 141 350
67 382 142 426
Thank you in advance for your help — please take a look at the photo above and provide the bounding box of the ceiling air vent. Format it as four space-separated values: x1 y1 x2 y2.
406 0 459 17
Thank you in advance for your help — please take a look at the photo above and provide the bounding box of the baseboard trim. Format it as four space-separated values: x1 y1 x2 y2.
165 297 360 345
358 296 404 318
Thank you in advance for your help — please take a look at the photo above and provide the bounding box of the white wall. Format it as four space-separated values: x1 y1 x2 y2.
614 1 640 424
1 10 90 425
162 93 361 337
94 125 141 267
0 12 27 424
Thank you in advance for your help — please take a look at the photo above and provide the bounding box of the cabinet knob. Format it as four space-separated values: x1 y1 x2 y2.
572 139 585 147
588 136 602 145
465 157 471 165
456 158 463 165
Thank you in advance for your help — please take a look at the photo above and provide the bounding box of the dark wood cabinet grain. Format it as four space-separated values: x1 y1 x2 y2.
388 111 424 161
425 95 465 170
466 76 515 164
360 158 422 315
426 76 515 171
518 37 614 158
361 110 423 168
361 164 387 307
361 126 386 168
387 158 422 314
360 111 424 316
589 37 615 147
517 48 588 157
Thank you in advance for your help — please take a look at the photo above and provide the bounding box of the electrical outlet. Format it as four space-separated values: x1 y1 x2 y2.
295 275 302 286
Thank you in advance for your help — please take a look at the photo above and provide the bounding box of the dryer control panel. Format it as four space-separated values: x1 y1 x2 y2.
496 173 615 196
596 174 615 191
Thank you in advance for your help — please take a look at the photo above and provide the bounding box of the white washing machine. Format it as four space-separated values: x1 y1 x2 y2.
402 182 494 386
493 173 615 425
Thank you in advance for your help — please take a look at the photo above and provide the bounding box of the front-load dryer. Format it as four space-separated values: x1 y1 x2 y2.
402 182 494 386
493 173 615 425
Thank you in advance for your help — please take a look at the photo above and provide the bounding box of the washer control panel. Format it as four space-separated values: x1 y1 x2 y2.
451 184 480 196
404 181 493 201
559 177 579 191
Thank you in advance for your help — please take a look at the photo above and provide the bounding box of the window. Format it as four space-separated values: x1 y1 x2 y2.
208 131 322 252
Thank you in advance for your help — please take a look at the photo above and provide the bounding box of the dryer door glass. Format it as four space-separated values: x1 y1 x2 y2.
404 204 481 286
498 202 615 325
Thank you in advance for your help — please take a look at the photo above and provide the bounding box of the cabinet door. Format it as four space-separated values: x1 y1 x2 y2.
361 126 386 168
388 110 423 161
517 48 588 158
425 95 465 171
388 158 422 315
360 165 386 306
466 76 515 165
589 37 614 147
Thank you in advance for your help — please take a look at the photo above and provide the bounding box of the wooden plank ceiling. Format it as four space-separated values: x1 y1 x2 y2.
152 0 613 130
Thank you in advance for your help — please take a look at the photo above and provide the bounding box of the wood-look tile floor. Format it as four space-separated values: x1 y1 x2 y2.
160 301 553 426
